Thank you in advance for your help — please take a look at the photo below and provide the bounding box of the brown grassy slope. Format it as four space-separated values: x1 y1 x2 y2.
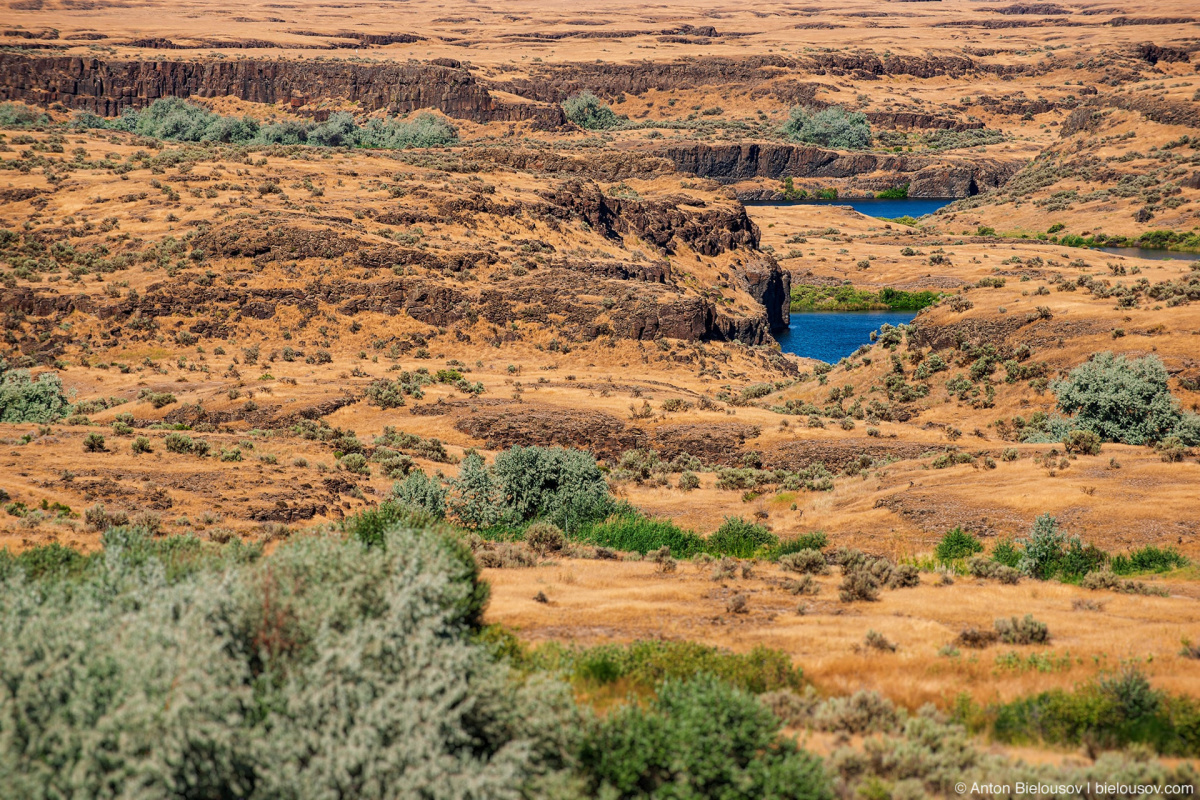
481 557 1200 709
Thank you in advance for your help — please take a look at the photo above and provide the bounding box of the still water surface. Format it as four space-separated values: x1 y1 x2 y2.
746 198 955 218
775 311 918 363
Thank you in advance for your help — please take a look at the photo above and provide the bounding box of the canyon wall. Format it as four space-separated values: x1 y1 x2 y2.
0 53 565 127
662 143 1023 197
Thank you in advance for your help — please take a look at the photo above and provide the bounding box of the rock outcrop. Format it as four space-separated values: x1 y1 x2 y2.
493 53 1030 104
743 259 791 331
0 53 565 127
661 143 1021 197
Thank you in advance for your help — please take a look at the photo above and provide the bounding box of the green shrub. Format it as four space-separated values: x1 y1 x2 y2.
0 525 567 797
0 367 70 423
574 513 707 557
991 537 1022 568
1063 428 1102 455
769 531 829 559
707 516 778 558
968 556 1021 584
1017 513 1067 579
1014 514 1106 581
989 667 1200 756
110 97 259 142
781 105 871 150
163 432 209 456
448 452 503 529
1156 435 1192 462
1111 545 1188 575
563 91 623 130
994 614 1050 645
131 436 152 454
0 542 90 581
138 390 177 409
875 184 909 200
491 445 616 531
1054 352 1199 445
82 432 106 452
779 550 828 575
339 452 370 475
364 378 406 409
0 102 50 128
580 675 831 800
356 112 458 149
1080 569 1170 596
524 521 565 553
86 98 458 151
524 640 804 695
935 527 984 562
391 470 447 518
839 569 880 603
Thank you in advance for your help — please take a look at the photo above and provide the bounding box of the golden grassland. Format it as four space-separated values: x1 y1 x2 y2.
482 556 1200 709
1 0 1200 739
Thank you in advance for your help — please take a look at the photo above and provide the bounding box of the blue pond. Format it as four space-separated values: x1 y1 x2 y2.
746 198 954 219
775 311 917 363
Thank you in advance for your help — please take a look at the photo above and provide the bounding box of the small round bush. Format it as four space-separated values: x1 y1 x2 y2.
340 453 370 475
780 549 828 575
524 521 565 553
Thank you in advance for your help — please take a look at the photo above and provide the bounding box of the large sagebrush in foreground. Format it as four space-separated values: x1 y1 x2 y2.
0 526 577 798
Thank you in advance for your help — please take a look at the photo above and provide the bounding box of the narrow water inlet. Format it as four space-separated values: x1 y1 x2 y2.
774 311 917 363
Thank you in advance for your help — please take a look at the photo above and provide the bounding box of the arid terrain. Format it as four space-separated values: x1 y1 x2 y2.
2 0 1200 790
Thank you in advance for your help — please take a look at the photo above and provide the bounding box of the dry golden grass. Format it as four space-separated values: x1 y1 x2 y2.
484 556 1200 708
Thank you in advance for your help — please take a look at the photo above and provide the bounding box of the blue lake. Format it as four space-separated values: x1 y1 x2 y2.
746 198 955 219
776 311 917 363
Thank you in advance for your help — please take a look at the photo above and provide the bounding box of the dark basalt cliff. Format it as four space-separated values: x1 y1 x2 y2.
0 182 789 355
492 53 1031 104
662 143 1022 198
0 53 565 127
538 180 760 256
743 260 792 332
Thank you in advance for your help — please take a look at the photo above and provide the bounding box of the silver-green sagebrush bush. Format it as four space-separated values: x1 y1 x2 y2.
0 366 70 423
1054 352 1200 445
0 526 579 798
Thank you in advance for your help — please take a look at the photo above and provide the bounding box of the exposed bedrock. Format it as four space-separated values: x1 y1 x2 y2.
661 143 1023 197
538 179 760 255
744 260 792 332
0 53 566 127
492 53 1030 104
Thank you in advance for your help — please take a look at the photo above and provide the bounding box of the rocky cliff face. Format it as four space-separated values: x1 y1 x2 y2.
492 53 1030 104
743 259 792 332
538 180 760 255
661 143 1021 198
0 53 565 127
